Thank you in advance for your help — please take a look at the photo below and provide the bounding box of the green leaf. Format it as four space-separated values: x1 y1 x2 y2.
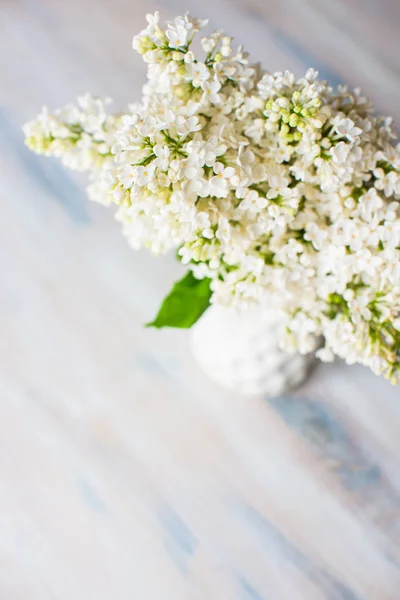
146 271 212 329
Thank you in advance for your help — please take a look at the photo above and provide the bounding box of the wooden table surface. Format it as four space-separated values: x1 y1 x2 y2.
1 1 400 598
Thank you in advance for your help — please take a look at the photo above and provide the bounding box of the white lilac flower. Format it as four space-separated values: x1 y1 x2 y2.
332 116 363 142
24 12 400 383
185 62 209 86
207 163 235 197
239 190 268 214
165 23 191 49
23 96 119 171
201 80 221 104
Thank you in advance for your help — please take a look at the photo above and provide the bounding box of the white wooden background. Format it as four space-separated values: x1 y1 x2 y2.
1 1 400 598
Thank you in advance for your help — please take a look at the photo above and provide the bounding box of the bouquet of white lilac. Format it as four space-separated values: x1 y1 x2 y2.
24 13 400 383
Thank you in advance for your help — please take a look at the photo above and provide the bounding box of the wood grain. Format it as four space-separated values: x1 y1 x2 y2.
1 1 400 598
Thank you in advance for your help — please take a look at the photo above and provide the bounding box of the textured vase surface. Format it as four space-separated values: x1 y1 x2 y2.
191 305 315 396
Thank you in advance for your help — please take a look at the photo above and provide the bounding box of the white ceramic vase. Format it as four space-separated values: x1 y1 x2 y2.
191 305 315 396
